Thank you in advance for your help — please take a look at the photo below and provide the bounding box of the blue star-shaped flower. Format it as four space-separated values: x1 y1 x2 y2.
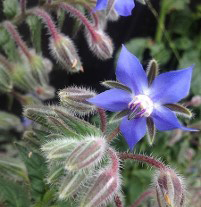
88 45 196 149
94 0 135 16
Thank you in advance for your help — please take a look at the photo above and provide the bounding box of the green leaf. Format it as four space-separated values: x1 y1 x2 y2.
125 38 150 60
179 49 201 95
26 16 42 53
3 0 19 19
0 157 28 181
0 177 30 207
15 143 47 201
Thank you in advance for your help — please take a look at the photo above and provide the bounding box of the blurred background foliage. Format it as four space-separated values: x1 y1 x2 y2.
0 0 200 206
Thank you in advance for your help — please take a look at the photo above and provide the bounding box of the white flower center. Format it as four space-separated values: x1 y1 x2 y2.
128 95 154 119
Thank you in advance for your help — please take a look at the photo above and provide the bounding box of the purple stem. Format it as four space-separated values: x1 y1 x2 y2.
97 108 107 133
118 152 166 169
130 189 154 207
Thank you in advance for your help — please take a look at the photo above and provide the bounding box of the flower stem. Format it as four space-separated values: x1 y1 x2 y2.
3 21 32 60
118 152 166 169
20 0 26 15
32 8 59 41
107 127 120 142
97 108 107 133
130 189 154 207
114 194 124 207
58 3 98 40
145 0 180 61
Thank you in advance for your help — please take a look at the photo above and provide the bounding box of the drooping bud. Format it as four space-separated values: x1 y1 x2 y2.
59 3 114 60
0 65 13 94
85 28 113 60
80 147 120 207
58 86 96 116
154 168 186 207
49 34 83 73
65 136 106 171
32 8 83 73
58 170 89 200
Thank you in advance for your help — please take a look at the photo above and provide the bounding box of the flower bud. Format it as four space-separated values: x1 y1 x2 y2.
80 148 120 207
41 138 77 161
0 65 13 93
59 170 88 200
58 86 96 116
85 28 113 60
154 168 185 207
190 95 201 107
65 136 106 171
49 34 83 73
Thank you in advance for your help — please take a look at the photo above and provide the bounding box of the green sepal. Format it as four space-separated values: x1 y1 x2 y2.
101 80 132 93
47 116 79 138
0 65 13 93
53 107 99 136
164 103 192 118
146 59 159 85
109 110 129 123
146 117 156 146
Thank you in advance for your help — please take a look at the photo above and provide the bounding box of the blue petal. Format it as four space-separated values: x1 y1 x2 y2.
149 66 193 104
120 117 146 149
87 89 131 112
116 45 148 95
114 0 135 16
151 106 194 131
94 0 108 11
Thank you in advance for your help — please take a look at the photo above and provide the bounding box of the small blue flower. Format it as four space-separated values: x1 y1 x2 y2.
88 45 196 149
94 0 135 16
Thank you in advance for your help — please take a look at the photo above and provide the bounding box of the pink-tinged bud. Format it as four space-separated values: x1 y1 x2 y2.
58 3 113 60
65 136 106 171
85 28 113 60
58 86 96 116
154 168 186 207
59 170 88 200
49 34 83 73
80 148 120 207
190 95 201 107
32 8 83 73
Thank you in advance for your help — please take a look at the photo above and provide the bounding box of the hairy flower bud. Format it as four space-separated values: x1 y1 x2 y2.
49 34 83 73
80 148 120 207
65 136 106 171
85 28 113 60
58 86 96 116
154 168 186 207
41 138 77 161
59 170 89 200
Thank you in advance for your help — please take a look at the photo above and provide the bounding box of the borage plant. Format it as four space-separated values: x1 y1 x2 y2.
0 1 199 207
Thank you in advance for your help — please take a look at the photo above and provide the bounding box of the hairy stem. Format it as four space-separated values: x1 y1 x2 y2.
3 21 32 60
130 189 154 207
118 152 166 169
97 108 107 133
107 127 120 142
20 0 26 15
